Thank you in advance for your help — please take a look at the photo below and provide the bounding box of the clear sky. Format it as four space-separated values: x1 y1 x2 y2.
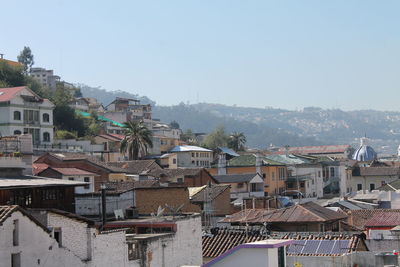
2 1 400 110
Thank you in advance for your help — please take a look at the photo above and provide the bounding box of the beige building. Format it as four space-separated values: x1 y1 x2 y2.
170 145 213 168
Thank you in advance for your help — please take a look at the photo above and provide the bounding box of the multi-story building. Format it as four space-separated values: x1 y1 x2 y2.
104 97 152 126
29 67 60 90
0 86 55 145
169 145 213 168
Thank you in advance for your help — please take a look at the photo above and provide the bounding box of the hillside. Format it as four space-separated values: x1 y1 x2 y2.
80 87 400 154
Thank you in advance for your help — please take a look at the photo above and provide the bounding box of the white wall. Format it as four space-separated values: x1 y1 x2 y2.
0 211 84 267
61 175 95 194
209 247 277 267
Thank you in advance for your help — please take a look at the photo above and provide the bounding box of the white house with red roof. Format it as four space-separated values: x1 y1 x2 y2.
0 86 54 145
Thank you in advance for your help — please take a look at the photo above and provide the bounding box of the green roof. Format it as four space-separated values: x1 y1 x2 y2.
264 154 312 165
75 110 125 127
227 154 285 167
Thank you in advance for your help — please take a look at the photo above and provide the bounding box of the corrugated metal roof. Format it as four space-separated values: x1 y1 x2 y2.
272 145 351 155
0 176 87 188
170 145 212 152
217 147 240 157
221 202 347 224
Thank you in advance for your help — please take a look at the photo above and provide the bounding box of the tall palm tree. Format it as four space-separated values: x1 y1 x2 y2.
120 121 153 160
229 132 246 151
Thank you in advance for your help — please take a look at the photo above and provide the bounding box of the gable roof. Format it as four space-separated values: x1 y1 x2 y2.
0 86 26 102
0 175 88 189
96 133 124 142
105 160 162 175
377 179 400 191
347 209 400 230
150 167 207 178
213 173 262 183
189 184 230 202
39 167 97 176
221 202 347 224
202 229 364 258
0 205 50 233
365 212 400 228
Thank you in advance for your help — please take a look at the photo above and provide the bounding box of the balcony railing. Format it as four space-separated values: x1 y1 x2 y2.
33 144 84 152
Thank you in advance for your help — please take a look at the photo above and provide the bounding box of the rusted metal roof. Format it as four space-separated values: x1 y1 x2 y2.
221 202 347 224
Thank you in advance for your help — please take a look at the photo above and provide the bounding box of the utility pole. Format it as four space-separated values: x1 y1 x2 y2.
101 184 107 229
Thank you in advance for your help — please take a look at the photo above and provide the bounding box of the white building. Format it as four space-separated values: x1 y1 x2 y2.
203 239 293 267
0 86 54 145
0 205 84 267
170 145 213 168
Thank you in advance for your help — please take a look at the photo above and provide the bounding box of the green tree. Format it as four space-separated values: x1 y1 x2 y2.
0 61 26 87
120 121 153 160
17 46 34 73
202 126 229 149
228 132 246 151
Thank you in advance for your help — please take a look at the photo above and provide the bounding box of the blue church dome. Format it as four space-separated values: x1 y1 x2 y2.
352 137 377 161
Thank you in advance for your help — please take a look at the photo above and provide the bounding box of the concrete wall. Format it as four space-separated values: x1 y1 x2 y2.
208 247 278 267
287 252 378 267
0 210 84 267
142 215 202 267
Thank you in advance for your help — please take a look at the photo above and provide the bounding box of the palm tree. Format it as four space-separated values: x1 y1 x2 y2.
120 121 153 160
229 132 246 151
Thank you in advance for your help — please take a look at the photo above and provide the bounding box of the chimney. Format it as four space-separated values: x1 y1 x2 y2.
218 154 227 175
255 153 262 175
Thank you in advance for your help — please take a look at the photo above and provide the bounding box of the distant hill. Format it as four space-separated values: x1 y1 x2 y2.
80 86 400 154
77 84 155 106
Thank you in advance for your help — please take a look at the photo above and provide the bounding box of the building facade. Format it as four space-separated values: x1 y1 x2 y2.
0 86 54 145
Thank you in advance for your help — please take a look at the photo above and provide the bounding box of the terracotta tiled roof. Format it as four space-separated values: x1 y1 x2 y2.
0 205 18 224
104 180 160 193
202 229 365 258
203 229 265 258
213 173 260 183
0 206 50 233
106 160 162 175
221 202 347 224
97 134 123 142
347 209 400 230
150 168 204 178
358 167 400 176
47 167 97 176
32 163 49 175
0 86 26 102
365 212 400 228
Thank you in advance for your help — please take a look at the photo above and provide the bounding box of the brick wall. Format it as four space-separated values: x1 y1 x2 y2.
134 187 201 214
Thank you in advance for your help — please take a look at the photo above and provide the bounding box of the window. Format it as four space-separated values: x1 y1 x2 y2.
272 172 275 181
128 242 140 261
300 182 305 188
262 173 266 179
330 167 335 177
13 111 21 120
11 253 21 267
370 183 375 191
42 113 50 122
84 177 90 189
287 182 294 188
278 168 286 180
68 177 74 181
191 153 195 157
13 220 19 246
173 158 177 164
43 132 50 142
318 171 321 178
42 189 63 200
177 178 183 183
357 184 362 191
381 181 387 186
251 183 258 192
237 183 244 188
54 228 62 247
13 130 21 135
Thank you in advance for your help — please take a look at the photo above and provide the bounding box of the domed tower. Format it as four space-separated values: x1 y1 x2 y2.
352 137 377 161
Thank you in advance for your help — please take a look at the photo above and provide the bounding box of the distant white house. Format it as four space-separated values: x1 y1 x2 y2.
169 145 213 168
0 86 54 145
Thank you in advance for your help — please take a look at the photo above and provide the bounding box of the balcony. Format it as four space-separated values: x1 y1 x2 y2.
33 144 84 153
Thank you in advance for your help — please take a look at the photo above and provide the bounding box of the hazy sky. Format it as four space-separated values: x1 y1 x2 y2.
2 1 400 110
